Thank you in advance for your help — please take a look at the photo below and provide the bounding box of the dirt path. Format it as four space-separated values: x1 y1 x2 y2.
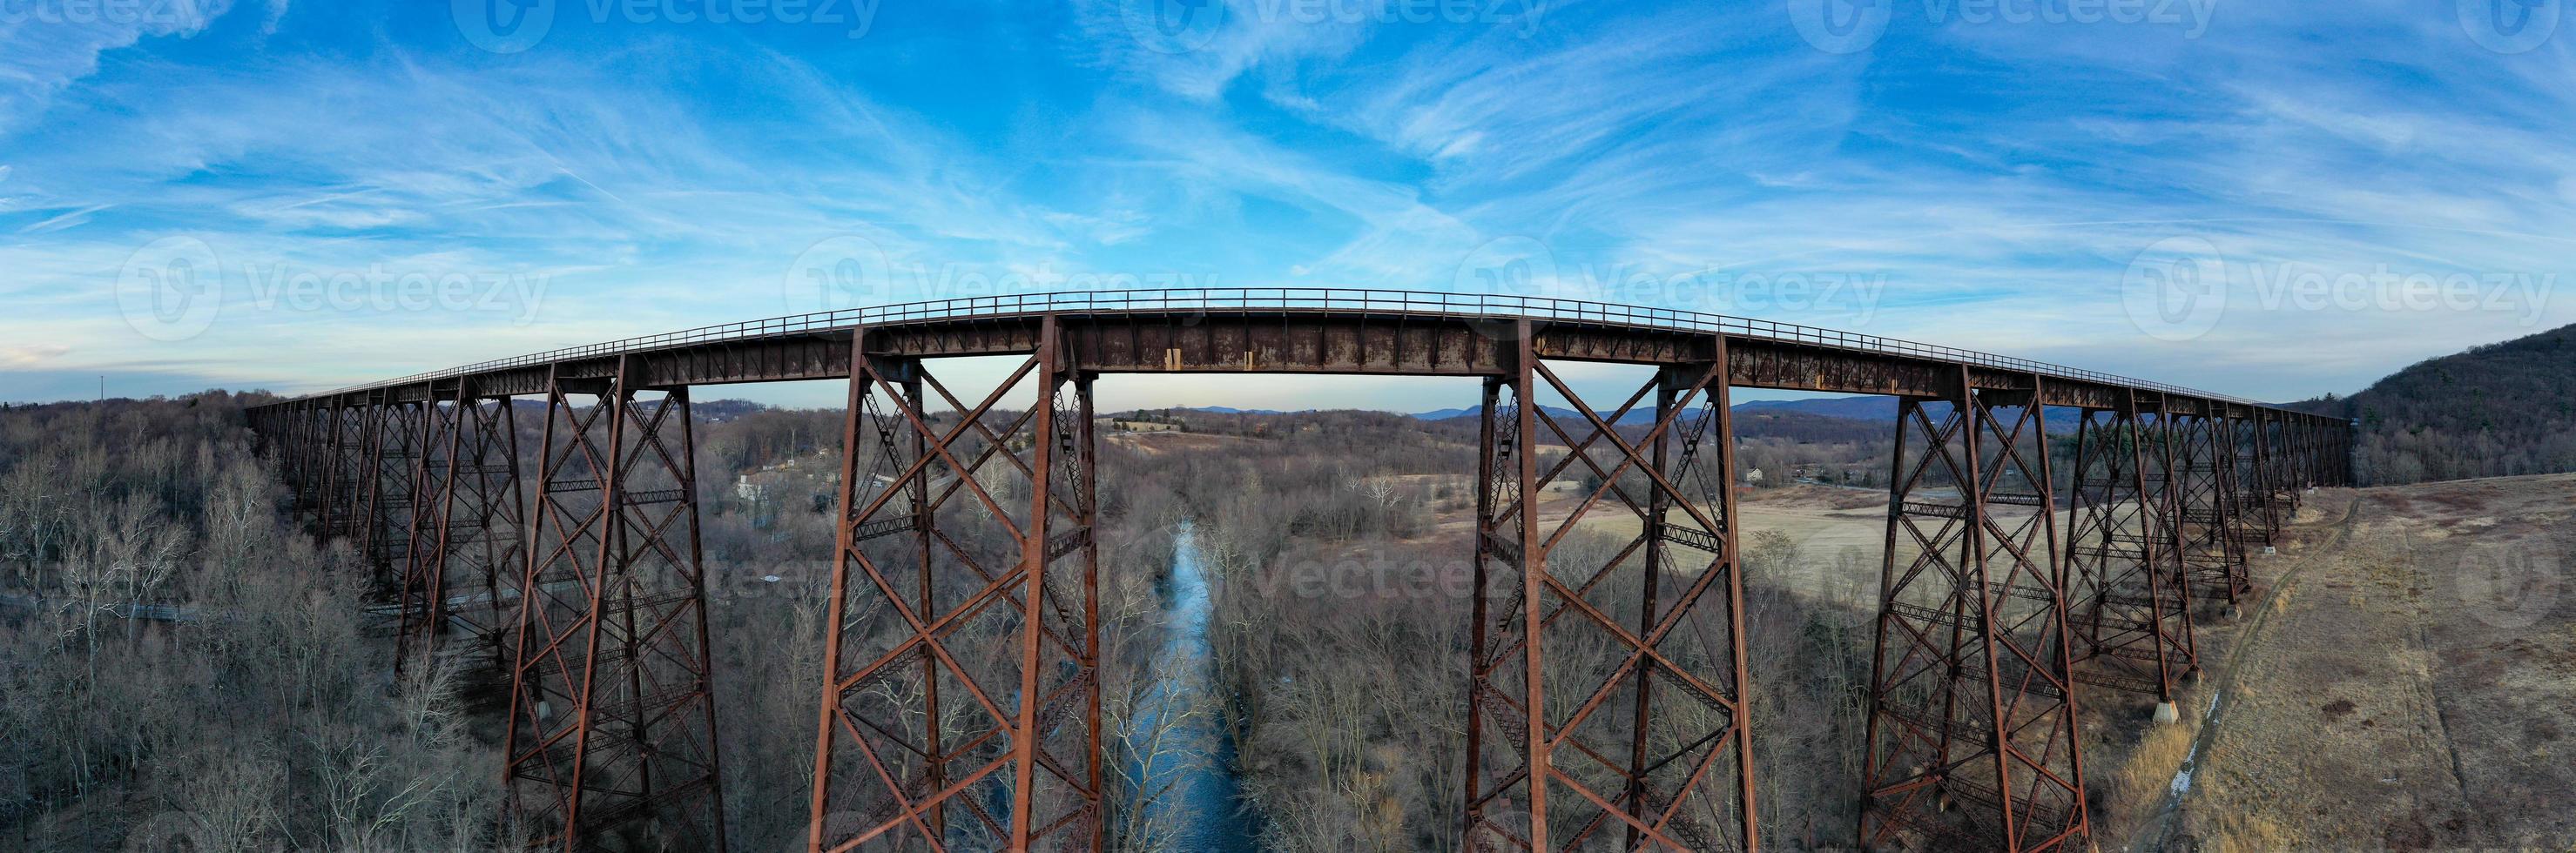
2128 494 2362 852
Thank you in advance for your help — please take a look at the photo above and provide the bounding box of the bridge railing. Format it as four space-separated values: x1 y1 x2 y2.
299 287 2261 404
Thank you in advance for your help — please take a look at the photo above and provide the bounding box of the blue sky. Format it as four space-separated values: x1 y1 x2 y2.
3 0 2572 411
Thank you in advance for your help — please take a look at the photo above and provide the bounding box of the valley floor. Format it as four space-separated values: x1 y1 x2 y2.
2153 474 2576 851
1120 430 2576 850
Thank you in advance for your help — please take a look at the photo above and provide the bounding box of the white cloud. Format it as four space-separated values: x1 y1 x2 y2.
0 343 71 366
0 0 239 134
3 0 2572 408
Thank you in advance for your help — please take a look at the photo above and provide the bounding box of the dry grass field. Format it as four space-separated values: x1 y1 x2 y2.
1423 480 1895 592
2139 474 2576 851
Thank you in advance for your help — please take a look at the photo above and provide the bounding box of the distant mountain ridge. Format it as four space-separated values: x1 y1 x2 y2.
1411 405 1668 426
1732 397 1901 421
2297 320 2576 484
1407 397 2154 437
1412 398 1897 424
1177 406 1296 415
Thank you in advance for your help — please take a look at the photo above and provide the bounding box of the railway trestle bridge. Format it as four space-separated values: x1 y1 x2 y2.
246 289 2351 852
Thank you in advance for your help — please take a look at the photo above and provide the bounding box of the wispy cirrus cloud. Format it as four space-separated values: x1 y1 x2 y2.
0 0 239 133
0 0 2570 409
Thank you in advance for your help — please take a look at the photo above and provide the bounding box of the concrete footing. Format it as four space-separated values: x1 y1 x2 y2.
2152 702 2181 724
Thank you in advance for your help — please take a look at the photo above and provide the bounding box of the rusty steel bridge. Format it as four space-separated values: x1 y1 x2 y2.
245 289 2351 853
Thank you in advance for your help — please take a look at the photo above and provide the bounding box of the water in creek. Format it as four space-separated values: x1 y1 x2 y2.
1132 521 1258 851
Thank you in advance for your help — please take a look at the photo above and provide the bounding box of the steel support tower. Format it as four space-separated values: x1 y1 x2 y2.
242 289 2359 853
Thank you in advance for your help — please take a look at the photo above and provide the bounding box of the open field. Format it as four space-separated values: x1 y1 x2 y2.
2148 474 2576 851
1415 478 1895 588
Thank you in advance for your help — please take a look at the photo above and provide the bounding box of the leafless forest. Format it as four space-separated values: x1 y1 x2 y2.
1140 410 1881 850
21 392 2454 852
0 393 501 851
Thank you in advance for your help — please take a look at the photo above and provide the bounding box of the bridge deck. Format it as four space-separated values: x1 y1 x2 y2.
255 288 2308 419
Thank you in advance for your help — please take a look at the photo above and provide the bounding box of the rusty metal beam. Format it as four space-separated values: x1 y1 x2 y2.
2063 393 2198 703
252 303 2318 413
502 360 726 850
399 383 529 675
357 396 428 594
810 319 1103 852
1861 371 2090 851
2172 406 2249 607
1464 323 1756 852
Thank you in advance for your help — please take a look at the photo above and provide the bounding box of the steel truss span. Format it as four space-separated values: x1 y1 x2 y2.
246 290 2352 852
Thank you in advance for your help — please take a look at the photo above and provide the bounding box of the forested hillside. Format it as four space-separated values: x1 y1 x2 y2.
2295 321 2576 484
0 394 1198 852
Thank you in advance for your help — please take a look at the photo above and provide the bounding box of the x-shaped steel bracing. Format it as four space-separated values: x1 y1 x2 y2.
502 358 728 851
810 320 1103 852
1861 373 2089 852
1465 324 1757 853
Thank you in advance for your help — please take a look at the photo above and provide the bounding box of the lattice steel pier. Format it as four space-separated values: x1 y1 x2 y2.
247 289 2353 851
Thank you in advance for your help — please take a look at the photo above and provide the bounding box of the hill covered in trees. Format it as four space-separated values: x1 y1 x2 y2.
2294 321 2576 484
